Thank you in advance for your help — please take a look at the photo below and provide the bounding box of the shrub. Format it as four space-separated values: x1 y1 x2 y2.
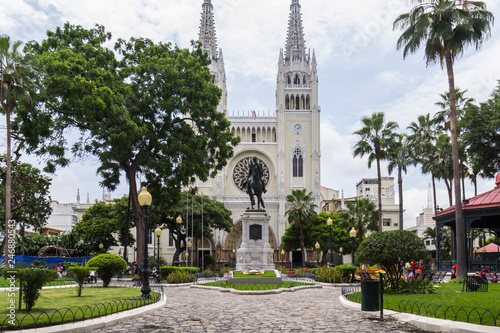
166 270 195 284
203 254 216 269
276 266 287 274
385 278 436 294
2 269 58 311
86 254 127 287
148 256 167 269
334 265 358 283
68 266 91 296
314 266 342 283
219 267 232 277
160 266 200 279
356 230 426 291
294 268 306 277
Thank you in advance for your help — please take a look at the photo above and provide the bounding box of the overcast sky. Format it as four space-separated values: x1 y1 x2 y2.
1 0 500 227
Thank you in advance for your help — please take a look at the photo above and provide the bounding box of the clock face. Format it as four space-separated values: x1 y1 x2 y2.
293 123 303 134
232 157 270 192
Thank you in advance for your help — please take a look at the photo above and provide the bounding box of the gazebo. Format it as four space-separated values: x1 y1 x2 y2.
434 172 500 272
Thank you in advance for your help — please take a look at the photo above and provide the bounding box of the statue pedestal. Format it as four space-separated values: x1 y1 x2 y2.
236 210 275 271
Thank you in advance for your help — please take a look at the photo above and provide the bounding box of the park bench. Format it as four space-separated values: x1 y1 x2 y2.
415 272 434 282
462 276 488 292
432 271 447 284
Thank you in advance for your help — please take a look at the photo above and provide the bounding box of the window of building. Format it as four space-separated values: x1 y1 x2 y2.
252 133 256 142
292 148 304 177
383 219 391 227
169 230 174 247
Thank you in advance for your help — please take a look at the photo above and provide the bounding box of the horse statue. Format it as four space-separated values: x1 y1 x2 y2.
243 157 267 210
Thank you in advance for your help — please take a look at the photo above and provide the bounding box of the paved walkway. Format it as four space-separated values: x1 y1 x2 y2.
92 286 427 333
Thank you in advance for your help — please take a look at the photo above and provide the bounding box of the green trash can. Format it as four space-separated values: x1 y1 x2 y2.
361 279 380 311
116 272 122 280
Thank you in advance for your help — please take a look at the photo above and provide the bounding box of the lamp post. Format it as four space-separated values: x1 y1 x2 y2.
327 217 334 266
315 241 320 266
187 240 192 267
349 227 357 265
138 187 152 298
281 249 285 268
174 215 182 266
232 249 236 267
339 247 343 265
154 227 162 283
98 243 104 253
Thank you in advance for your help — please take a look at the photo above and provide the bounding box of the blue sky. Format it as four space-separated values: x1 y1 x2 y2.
1 0 500 227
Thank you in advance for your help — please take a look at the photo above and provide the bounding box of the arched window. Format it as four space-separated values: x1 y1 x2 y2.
306 95 311 109
285 94 290 110
293 148 304 177
287 75 291 85
303 75 307 85
294 74 300 85
295 95 300 110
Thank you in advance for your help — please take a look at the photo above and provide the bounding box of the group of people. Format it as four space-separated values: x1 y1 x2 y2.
399 260 425 279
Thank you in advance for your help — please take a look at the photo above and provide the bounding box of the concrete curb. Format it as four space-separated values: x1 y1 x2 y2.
338 295 499 333
191 283 322 295
22 294 167 333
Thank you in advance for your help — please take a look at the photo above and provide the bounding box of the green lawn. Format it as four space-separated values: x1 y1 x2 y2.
200 280 312 290
0 287 159 329
348 283 500 326
233 271 276 278
0 276 75 288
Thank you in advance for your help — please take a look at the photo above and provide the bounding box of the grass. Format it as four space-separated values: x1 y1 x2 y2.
200 280 313 290
233 271 276 278
347 283 500 326
0 287 159 329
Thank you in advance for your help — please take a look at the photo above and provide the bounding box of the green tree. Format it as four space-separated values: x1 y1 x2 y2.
149 190 233 265
434 88 474 131
356 230 426 290
0 156 52 254
353 112 398 231
386 133 411 230
18 24 238 263
71 200 135 255
461 82 500 182
285 189 317 268
343 198 379 244
394 0 494 278
0 35 42 261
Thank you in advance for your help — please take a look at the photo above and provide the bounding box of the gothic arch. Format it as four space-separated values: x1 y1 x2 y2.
294 73 300 85
301 94 305 109
285 94 290 110
306 95 310 110
295 95 300 110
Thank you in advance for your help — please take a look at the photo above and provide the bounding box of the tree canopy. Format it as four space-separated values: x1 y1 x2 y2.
17 23 239 262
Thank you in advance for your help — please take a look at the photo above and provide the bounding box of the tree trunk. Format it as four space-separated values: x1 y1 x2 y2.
124 164 144 265
398 166 403 230
446 51 466 278
443 176 453 206
299 217 306 268
376 146 383 231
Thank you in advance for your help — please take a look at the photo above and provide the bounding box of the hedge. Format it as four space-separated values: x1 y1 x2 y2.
159 266 200 278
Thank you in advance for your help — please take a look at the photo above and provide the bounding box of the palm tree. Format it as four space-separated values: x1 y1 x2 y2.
0 36 42 261
387 133 411 230
394 1 494 278
285 189 317 268
353 112 398 231
434 134 454 206
344 198 378 244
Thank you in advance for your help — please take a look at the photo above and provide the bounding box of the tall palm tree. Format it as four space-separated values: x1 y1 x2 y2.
344 198 378 244
434 133 454 206
0 36 42 261
434 88 474 131
387 133 411 230
394 1 494 278
353 112 398 231
285 189 317 268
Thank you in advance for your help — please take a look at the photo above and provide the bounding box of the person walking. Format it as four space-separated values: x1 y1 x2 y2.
451 260 457 280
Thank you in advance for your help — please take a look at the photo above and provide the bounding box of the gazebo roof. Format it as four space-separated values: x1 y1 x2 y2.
436 171 500 216
474 242 500 254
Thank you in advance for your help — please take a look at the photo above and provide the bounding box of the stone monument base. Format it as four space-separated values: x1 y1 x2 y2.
236 210 275 271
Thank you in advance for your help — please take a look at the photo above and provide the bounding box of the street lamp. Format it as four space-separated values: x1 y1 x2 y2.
154 227 162 283
232 249 236 267
339 247 343 265
187 240 192 267
138 187 152 298
174 215 182 266
99 243 104 253
349 227 357 265
327 217 334 266
281 249 285 268
315 241 320 266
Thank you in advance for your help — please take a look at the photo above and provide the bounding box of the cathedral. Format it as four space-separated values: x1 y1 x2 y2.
193 0 321 265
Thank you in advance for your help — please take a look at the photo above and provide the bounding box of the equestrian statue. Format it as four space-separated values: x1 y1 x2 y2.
243 157 267 210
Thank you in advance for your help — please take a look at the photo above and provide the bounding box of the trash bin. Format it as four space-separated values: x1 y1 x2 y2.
116 271 122 280
361 279 380 311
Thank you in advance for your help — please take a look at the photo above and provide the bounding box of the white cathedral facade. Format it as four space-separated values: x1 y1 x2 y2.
192 0 321 262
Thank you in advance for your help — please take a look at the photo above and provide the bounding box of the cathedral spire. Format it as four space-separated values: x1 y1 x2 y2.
199 0 218 60
285 0 306 63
